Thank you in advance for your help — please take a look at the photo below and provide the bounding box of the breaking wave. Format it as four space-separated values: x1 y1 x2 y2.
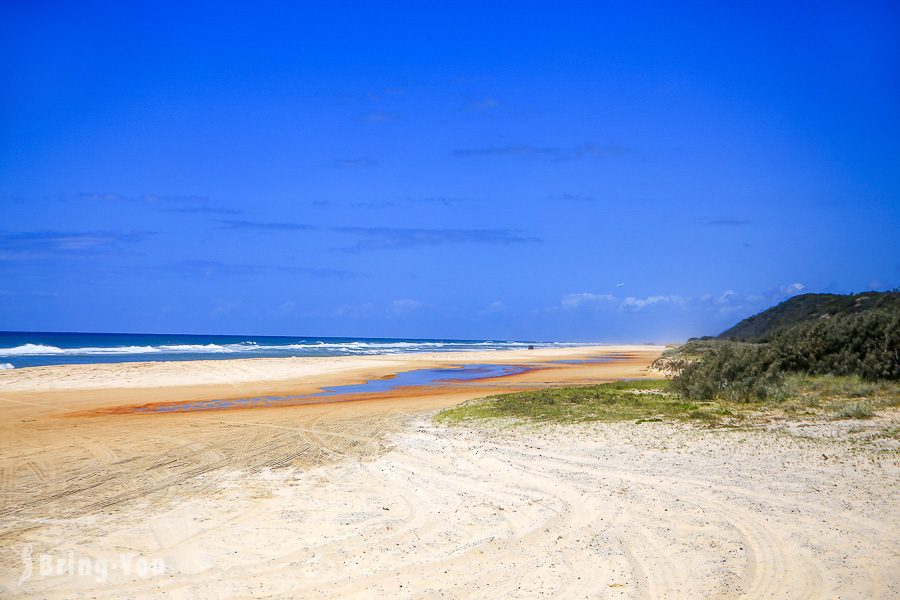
0 339 558 358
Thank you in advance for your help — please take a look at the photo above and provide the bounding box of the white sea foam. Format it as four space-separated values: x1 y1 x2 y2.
0 343 237 356
0 339 568 358
0 362 14 369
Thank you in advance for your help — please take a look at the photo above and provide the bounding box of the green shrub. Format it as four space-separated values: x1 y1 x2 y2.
659 342 783 402
831 401 875 419
657 297 899 405
771 308 900 380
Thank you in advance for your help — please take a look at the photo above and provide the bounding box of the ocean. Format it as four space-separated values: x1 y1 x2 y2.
0 332 569 369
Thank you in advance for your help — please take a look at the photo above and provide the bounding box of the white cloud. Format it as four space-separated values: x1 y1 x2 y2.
552 286 811 317
465 97 499 112
391 298 423 314
364 111 395 124
561 293 616 309
621 295 686 310
716 290 737 304
781 282 806 295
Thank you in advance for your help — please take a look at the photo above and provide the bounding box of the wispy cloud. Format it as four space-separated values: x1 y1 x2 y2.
350 201 399 209
78 192 130 202
411 196 468 207
333 157 377 169
391 298 424 314
318 197 467 210
363 111 396 124
557 292 729 312
78 192 240 215
463 97 500 112
0 288 62 297
621 295 687 310
0 230 150 260
453 143 631 162
706 217 751 226
550 193 597 202
780 282 806 295
215 220 536 252
161 206 242 215
561 293 616 309
716 289 738 304
217 220 315 231
174 259 353 279
79 192 209 205
555 283 816 318
333 226 541 251
483 300 506 314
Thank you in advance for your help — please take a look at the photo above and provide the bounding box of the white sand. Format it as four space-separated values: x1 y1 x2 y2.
2 346 897 598
5 415 897 598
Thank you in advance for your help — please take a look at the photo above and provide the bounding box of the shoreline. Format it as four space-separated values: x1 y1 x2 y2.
0 345 664 418
0 335 612 370
0 344 664 388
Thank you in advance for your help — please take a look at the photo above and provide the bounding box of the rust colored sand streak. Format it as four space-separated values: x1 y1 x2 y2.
66 363 564 417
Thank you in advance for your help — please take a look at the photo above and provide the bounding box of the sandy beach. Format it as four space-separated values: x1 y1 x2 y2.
1 345 897 598
7 1 898 596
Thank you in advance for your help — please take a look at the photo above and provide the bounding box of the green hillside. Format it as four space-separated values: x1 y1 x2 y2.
717 291 900 342
657 290 900 400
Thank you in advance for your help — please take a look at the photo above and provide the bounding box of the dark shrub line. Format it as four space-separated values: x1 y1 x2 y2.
656 300 899 401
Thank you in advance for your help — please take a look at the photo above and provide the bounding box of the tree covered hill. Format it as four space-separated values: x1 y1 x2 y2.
717 291 900 342
658 291 900 399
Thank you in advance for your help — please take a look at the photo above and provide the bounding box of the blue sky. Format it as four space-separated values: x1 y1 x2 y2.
1 1 898 342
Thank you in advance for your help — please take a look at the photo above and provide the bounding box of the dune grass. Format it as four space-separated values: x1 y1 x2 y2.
781 374 900 419
435 379 734 425
435 375 900 427
831 401 875 419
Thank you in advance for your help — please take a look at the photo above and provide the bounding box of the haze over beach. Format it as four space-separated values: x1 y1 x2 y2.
1 1 899 598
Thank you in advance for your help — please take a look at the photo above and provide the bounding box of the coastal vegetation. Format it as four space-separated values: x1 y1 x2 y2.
436 375 900 427
438 291 900 428
715 291 900 343
656 290 900 402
